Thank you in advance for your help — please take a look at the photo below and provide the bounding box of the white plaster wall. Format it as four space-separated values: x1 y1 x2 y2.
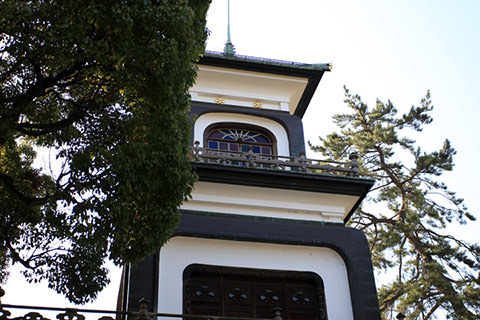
193 113 290 157
190 66 308 114
181 182 359 223
157 237 353 320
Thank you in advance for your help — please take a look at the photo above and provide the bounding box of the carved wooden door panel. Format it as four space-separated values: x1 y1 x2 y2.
184 265 327 320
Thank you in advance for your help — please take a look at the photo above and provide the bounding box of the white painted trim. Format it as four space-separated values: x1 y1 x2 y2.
191 87 290 103
191 65 309 114
181 182 358 223
157 237 354 320
194 113 290 157
190 92 283 111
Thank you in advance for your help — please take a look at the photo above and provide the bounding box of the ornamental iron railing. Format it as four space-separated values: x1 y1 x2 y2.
191 141 360 177
0 287 284 320
0 301 284 320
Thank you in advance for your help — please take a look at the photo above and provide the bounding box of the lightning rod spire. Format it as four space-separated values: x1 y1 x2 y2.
223 0 236 56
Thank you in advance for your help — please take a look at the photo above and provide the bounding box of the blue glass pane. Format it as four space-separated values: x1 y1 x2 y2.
255 135 269 143
244 132 269 143
209 132 223 139
208 141 218 149
262 147 271 154
241 145 250 152
219 142 228 150
229 144 238 151
251 146 261 153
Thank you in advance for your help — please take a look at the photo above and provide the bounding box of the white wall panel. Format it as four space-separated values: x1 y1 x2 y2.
157 237 353 320
181 182 359 223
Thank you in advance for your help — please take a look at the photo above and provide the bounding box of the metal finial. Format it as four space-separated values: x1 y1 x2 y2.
224 0 236 56
137 299 152 320
273 307 283 320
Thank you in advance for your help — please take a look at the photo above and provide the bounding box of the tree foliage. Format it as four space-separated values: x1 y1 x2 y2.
311 88 480 319
0 0 210 303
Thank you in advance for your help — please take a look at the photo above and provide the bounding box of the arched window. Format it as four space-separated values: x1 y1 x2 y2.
205 124 276 155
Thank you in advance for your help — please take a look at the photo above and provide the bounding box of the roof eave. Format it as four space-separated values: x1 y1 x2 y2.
192 163 374 223
198 52 331 118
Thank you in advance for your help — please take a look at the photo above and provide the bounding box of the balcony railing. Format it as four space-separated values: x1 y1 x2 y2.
0 283 287 320
0 300 284 320
191 142 360 177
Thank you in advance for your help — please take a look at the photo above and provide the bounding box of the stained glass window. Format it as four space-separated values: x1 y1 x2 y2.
206 127 275 155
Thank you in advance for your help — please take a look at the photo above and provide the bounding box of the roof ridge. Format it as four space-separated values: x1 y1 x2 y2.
204 50 332 72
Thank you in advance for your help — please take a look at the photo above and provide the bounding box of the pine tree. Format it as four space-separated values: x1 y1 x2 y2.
311 88 480 319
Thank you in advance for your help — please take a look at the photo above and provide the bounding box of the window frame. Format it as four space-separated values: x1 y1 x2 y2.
204 123 278 156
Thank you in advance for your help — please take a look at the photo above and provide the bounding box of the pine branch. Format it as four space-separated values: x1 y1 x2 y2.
314 88 480 317
406 232 476 318
423 300 442 320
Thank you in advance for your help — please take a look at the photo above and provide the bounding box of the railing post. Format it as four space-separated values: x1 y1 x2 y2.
247 147 255 167
193 141 201 161
272 307 283 320
299 152 307 172
136 299 152 320
349 152 359 176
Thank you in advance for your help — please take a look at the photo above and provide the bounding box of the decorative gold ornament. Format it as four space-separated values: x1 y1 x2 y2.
253 100 263 109
215 97 225 104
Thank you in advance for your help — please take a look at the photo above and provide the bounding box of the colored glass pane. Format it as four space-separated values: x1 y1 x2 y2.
219 142 228 150
206 127 275 160
209 131 224 139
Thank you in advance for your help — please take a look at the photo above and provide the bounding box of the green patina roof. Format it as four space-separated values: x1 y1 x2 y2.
204 50 332 72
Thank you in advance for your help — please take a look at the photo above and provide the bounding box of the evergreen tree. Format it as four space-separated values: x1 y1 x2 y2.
0 0 210 303
311 88 480 319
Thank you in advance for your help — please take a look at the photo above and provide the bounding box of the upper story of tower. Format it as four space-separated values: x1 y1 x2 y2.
189 51 331 158
186 51 374 224
192 51 331 116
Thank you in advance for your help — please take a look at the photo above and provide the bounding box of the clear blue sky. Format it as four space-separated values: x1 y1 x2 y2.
3 0 479 312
